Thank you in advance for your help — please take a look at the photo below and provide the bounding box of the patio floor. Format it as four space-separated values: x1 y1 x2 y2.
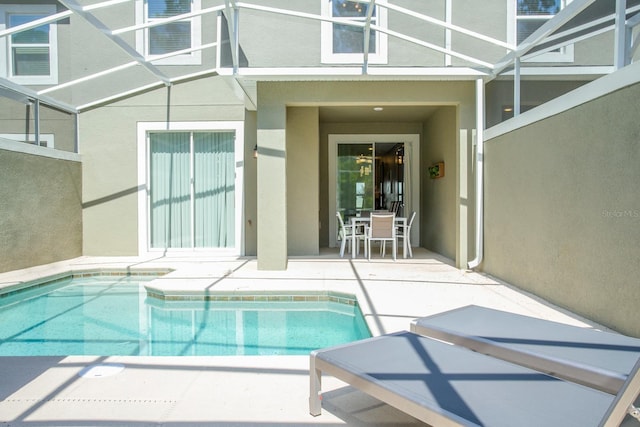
0 249 610 426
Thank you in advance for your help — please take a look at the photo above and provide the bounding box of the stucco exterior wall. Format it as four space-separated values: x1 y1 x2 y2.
0 147 82 273
259 80 477 267
422 107 457 260
80 78 246 256
244 111 258 256
287 107 320 255
235 0 507 68
483 82 640 337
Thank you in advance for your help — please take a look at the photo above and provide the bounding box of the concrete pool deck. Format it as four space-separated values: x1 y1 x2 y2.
0 250 612 426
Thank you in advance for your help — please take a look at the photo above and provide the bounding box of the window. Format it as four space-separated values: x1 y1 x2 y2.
0 5 58 84
514 0 573 62
321 0 387 64
136 0 201 65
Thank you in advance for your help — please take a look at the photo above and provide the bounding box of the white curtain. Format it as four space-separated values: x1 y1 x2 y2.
150 132 191 249
149 131 235 250
193 132 235 248
404 142 413 218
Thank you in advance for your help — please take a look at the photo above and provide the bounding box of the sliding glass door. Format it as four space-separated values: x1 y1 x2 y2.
337 143 374 219
328 134 419 249
149 131 235 249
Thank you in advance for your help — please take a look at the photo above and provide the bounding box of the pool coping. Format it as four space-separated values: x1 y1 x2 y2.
0 268 172 300
0 268 362 309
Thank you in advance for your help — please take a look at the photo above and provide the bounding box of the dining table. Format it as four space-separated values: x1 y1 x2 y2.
350 215 407 259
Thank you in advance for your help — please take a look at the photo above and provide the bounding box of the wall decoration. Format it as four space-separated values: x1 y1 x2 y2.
428 162 444 179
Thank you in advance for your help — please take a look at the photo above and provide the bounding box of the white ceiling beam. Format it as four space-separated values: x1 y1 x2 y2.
0 10 72 38
112 4 225 35
83 0 134 12
57 0 171 86
614 0 628 69
492 0 597 77
371 24 494 69
0 77 77 113
76 69 219 112
236 1 491 69
371 0 515 51
236 2 365 27
362 0 377 74
39 42 218 95
224 0 240 74
38 62 139 95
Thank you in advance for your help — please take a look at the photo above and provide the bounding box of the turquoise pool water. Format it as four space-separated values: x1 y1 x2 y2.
0 275 371 356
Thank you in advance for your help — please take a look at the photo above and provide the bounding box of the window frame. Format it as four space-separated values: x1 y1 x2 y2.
135 0 202 65
0 4 58 85
509 0 574 63
321 0 388 64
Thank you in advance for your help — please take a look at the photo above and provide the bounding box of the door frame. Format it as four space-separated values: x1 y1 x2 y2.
328 134 420 248
137 121 245 256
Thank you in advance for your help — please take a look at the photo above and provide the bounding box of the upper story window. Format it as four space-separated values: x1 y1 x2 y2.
136 0 201 65
321 0 388 64
514 0 573 62
0 4 58 85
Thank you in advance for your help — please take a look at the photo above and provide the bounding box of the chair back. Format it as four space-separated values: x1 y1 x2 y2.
370 214 395 239
407 211 416 228
336 212 347 238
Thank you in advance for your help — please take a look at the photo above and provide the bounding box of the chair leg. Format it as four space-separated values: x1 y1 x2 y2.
392 239 397 261
340 238 346 258
407 235 412 258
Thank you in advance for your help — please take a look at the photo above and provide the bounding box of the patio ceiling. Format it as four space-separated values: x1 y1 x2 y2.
0 0 638 114
319 105 438 124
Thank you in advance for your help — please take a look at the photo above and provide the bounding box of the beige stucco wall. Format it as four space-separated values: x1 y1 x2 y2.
422 107 458 260
244 111 258 256
80 78 246 256
286 107 320 255
258 80 477 268
483 82 640 337
0 148 82 273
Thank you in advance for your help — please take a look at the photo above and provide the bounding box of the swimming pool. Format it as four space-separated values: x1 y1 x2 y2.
0 274 371 356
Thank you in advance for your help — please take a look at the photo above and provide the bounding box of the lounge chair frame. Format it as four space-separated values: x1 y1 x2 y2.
410 305 640 395
309 308 640 427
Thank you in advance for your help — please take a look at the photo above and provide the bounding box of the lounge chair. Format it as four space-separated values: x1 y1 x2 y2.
411 305 640 395
310 322 640 426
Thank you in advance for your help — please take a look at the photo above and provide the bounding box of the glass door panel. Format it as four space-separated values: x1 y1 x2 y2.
337 143 374 222
193 132 235 248
149 131 235 250
149 132 191 249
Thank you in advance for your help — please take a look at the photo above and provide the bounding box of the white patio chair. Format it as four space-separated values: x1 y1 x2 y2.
396 211 416 258
336 212 364 258
365 213 396 261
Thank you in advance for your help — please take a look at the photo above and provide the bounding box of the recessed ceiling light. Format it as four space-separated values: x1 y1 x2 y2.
373 107 383 111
